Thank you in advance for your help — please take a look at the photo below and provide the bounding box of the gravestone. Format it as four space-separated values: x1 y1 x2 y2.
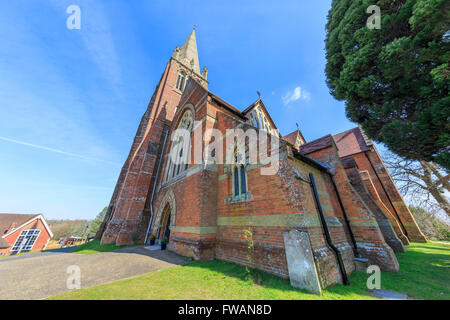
284 229 322 295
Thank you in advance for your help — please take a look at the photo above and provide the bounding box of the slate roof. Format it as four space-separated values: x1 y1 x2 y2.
283 130 298 146
283 130 307 148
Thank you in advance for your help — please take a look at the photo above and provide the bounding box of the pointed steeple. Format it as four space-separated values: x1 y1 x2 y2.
174 28 201 74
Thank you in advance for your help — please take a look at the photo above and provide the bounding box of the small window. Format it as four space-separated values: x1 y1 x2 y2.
176 73 188 92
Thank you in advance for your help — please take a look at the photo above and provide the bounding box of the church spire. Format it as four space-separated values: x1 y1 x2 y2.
174 28 201 74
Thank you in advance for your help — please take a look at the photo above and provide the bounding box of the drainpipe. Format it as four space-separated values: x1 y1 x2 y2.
309 173 350 285
329 175 359 257
364 152 409 238
144 130 169 244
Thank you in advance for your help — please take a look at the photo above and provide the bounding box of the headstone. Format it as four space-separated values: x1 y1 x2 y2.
284 230 322 295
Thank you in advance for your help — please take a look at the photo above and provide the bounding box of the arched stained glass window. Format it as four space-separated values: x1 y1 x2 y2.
165 109 194 181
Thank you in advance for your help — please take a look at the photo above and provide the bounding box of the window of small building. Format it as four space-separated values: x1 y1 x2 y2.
10 229 41 253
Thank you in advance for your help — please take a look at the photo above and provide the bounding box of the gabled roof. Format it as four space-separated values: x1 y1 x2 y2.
181 81 279 130
242 99 259 114
208 92 247 119
299 134 334 155
0 213 53 239
283 129 307 149
332 127 371 158
174 78 246 122
0 214 39 236
242 99 278 130
283 131 298 146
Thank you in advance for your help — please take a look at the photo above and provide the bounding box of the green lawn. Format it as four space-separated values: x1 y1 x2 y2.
49 242 449 300
71 240 142 255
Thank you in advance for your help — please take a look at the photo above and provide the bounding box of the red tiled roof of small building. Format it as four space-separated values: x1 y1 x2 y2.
0 213 40 236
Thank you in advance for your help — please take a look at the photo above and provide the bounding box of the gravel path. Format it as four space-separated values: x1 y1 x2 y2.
0 247 189 300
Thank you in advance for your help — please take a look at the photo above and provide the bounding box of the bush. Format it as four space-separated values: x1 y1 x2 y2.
47 207 107 241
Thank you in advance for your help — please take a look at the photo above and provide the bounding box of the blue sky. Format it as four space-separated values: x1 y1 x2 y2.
0 0 355 220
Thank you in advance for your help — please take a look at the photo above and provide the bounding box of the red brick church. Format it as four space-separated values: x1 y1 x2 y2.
96 29 426 292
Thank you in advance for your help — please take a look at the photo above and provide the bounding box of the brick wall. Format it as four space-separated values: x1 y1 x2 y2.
345 165 405 253
304 143 399 272
352 149 426 243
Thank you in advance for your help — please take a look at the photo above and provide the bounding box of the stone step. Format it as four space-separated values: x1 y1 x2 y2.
371 289 408 300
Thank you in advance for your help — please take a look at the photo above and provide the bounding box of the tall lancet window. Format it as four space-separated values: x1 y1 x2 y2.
165 109 194 181
232 146 248 198
234 167 240 197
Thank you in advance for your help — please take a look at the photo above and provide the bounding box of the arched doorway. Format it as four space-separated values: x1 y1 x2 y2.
158 203 171 242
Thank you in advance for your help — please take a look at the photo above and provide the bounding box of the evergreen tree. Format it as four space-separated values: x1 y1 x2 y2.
325 0 450 169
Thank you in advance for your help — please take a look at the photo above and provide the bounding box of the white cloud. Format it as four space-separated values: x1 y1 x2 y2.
282 86 311 105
